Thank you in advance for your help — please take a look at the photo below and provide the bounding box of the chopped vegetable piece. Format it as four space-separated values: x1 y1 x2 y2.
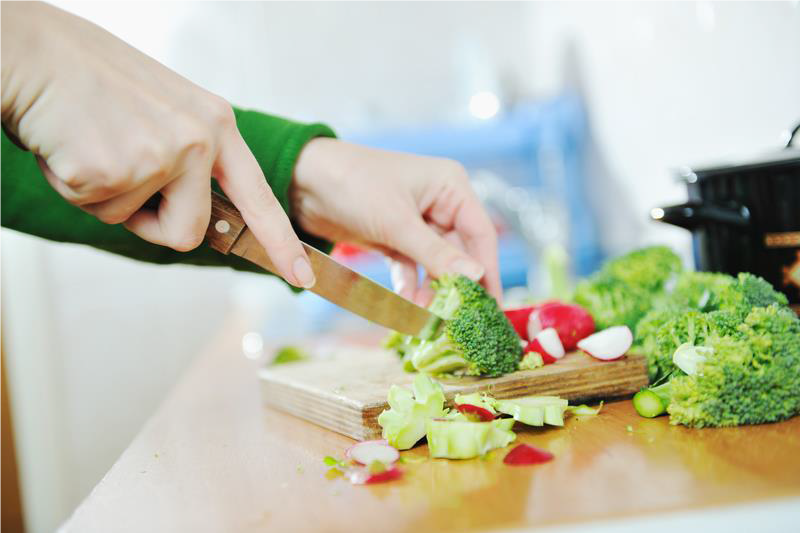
503 443 554 465
519 351 547 369
271 345 309 365
494 396 569 427
504 306 536 339
426 418 516 459
323 456 347 468
345 440 400 466
672 342 713 376
346 465 403 485
528 303 595 351
567 401 604 416
633 381 671 418
456 404 496 422
453 392 497 415
377 374 446 450
529 327 566 360
577 326 632 361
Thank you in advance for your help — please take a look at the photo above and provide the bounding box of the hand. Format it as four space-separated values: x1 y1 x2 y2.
0 2 315 288
291 138 501 305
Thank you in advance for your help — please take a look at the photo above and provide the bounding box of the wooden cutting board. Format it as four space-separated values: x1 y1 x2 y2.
259 344 649 440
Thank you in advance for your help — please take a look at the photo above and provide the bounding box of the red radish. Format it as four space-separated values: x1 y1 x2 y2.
346 465 403 485
345 440 400 466
527 303 595 351
504 444 554 465
576 326 633 361
456 403 496 421
504 307 535 339
524 327 565 364
504 300 563 340
523 345 557 365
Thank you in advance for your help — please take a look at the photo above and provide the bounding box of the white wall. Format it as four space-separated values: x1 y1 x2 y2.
524 1 800 258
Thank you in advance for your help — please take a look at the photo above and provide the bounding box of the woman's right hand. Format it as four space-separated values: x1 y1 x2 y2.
0 2 316 288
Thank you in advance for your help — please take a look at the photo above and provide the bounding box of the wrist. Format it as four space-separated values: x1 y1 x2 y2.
291 137 346 216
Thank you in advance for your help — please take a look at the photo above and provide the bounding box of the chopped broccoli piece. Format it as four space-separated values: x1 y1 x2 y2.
271 345 309 365
377 374 446 449
453 392 497 415
633 382 671 418
426 418 516 459
385 274 522 377
519 352 544 370
493 396 569 426
635 304 800 427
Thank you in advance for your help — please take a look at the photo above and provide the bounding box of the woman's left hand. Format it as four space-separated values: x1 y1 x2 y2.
291 138 501 306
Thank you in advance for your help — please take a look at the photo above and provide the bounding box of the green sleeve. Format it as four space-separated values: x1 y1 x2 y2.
0 107 336 274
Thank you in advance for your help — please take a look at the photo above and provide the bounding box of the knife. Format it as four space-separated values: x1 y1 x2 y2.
204 191 443 338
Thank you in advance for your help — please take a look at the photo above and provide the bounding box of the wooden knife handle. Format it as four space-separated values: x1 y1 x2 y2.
142 191 247 254
204 191 247 254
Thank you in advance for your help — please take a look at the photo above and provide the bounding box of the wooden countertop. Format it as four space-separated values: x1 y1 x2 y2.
62 315 800 533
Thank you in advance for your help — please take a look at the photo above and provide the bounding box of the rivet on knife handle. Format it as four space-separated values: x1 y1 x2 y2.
205 191 247 254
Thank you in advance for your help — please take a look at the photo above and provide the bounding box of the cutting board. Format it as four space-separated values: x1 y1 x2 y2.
259 344 649 440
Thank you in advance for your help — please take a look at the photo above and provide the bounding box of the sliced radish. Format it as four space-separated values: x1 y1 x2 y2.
456 403 496 421
504 307 536 340
523 341 556 364
524 327 565 363
503 443 554 465
345 440 400 466
576 326 632 361
527 303 595 351
345 465 403 485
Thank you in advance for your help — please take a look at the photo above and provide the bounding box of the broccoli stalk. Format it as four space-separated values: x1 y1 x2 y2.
385 274 522 377
633 382 672 418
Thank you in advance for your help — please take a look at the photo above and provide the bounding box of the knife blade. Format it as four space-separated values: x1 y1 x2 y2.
204 191 443 338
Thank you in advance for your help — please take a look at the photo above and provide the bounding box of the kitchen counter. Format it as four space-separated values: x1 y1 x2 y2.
61 314 800 533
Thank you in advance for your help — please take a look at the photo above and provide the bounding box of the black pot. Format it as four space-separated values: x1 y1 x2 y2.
653 126 800 311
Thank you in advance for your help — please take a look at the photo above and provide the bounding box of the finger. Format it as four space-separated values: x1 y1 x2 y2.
123 168 211 251
82 170 173 225
386 255 418 301
453 195 502 303
214 131 314 289
414 273 436 307
387 215 485 284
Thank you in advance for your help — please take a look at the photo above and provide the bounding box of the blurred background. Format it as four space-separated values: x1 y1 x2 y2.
2 1 799 531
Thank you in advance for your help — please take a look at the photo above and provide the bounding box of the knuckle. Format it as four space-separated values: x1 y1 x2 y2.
440 159 468 183
170 230 204 252
207 97 236 129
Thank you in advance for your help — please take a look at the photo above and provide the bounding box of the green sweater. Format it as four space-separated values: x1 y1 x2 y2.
1 108 336 274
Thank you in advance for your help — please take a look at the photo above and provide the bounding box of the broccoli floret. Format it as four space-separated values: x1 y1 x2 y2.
573 246 682 331
386 274 521 377
664 271 737 312
648 309 741 381
634 304 800 427
718 273 789 317
599 245 683 292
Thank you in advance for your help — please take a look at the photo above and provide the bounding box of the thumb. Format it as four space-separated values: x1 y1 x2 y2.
388 218 485 282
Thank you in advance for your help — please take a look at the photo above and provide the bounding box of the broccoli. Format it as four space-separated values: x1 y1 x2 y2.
377 374 447 450
663 271 737 312
634 304 800 427
386 274 522 377
573 246 682 331
426 418 516 459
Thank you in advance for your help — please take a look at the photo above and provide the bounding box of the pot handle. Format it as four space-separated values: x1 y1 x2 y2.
786 122 800 149
650 200 750 230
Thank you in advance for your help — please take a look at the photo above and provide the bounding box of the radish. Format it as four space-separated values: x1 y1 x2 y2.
455 403 496 422
503 443 554 465
345 440 400 466
504 300 562 340
504 307 535 339
524 328 565 364
345 465 403 485
576 326 632 361
527 303 595 351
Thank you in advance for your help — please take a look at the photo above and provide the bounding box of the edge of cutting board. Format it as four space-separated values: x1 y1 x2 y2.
258 347 649 440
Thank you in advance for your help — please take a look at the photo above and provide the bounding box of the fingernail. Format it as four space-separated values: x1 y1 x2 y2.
450 258 484 281
293 257 316 289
